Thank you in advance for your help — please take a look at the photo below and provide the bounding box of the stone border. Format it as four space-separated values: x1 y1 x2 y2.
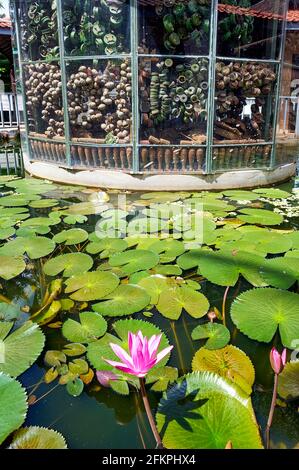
23 151 296 191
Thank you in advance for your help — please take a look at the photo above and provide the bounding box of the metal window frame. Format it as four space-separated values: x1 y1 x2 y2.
12 0 289 175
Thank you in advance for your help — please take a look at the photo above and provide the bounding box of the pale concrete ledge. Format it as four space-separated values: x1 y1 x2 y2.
23 152 296 191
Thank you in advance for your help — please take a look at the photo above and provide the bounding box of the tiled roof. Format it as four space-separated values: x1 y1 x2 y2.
0 17 11 29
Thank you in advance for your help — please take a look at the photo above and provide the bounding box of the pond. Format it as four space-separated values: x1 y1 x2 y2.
0 175 299 449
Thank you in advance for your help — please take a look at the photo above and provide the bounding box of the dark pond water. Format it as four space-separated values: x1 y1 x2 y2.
1 176 299 449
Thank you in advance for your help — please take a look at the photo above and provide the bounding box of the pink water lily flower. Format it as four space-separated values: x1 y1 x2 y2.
270 347 287 375
105 331 173 378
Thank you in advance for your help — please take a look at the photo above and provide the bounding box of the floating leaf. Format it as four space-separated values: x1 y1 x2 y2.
63 201 108 215
0 227 15 240
68 358 89 375
44 367 59 384
223 190 258 201
92 284 150 316
238 208 284 226
86 237 128 258
156 286 209 320
156 372 262 449
60 298 75 311
9 426 67 449
0 302 22 321
62 343 87 357
0 373 28 445
66 377 84 397
230 288 299 348
192 345 255 395
138 275 169 304
29 199 59 208
260 257 298 289
0 194 40 207
278 361 299 400
191 323 230 350
252 188 290 199
64 271 119 301
0 255 26 280
44 350 66 367
62 312 107 343
146 366 178 392
43 253 93 277
62 214 88 225
0 321 45 377
153 264 182 276
53 228 88 245
109 249 159 275
0 236 55 259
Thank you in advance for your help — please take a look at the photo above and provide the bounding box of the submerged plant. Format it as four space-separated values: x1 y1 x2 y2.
104 331 173 448
266 347 287 449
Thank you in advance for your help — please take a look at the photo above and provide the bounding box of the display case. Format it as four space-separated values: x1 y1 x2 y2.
11 0 296 188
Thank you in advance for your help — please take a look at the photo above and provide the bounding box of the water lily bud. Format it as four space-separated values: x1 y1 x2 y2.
270 347 287 375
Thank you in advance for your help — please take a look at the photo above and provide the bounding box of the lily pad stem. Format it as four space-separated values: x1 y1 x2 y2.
222 286 230 327
139 378 163 449
265 372 278 449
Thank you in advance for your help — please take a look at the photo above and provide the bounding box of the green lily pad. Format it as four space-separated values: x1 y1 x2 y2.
86 238 128 258
43 253 93 277
0 227 15 240
109 249 159 275
0 255 26 280
260 257 298 289
62 214 88 225
192 345 255 395
92 284 150 316
21 216 61 228
156 372 262 449
53 228 88 245
64 201 108 215
29 199 59 208
0 194 40 207
65 271 119 301
145 239 185 263
153 264 182 276
238 208 284 226
230 288 299 348
0 373 28 445
156 285 209 320
0 321 45 377
223 190 258 201
0 302 22 321
0 236 55 259
146 366 178 392
127 217 169 234
66 377 84 397
278 361 299 400
138 275 169 304
140 192 185 203
62 312 107 343
8 426 67 449
191 323 230 350
252 188 290 199
178 248 266 287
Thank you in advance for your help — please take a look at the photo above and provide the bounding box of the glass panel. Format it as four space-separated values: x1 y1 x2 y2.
139 57 208 145
66 59 132 143
139 146 206 172
15 0 59 61
62 0 130 56
23 62 64 138
212 143 271 170
71 145 133 170
214 60 277 143
29 138 67 164
217 0 286 60
138 0 211 55
276 29 299 165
